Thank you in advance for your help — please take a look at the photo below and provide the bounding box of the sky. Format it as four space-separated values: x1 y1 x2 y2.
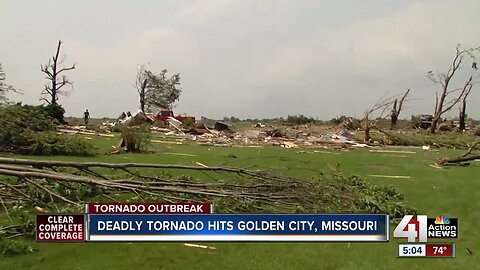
1 0 479 120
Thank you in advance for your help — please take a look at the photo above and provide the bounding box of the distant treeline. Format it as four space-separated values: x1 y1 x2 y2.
221 114 479 127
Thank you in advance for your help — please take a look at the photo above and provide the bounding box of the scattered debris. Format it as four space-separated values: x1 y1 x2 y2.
254 122 265 128
120 109 154 127
184 243 217 250
195 161 209 168
313 150 340 155
167 117 184 133
35 206 47 213
266 129 284 138
367 175 411 179
197 117 230 132
244 130 266 139
282 141 298 148
336 129 354 139
154 109 196 125
150 140 183 145
369 150 416 154
163 153 198 157
150 127 171 133
57 125 115 137
56 113 388 152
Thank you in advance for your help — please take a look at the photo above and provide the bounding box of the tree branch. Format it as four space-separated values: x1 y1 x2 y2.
56 79 72 92
41 64 53 78
54 40 62 62
396 88 410 114
440 76 473 115
57 64 76 74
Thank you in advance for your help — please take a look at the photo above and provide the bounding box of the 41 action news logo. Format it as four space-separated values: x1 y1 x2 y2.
393 215 458 242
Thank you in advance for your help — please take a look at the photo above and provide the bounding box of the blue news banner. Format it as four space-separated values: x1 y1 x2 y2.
87 214 389 242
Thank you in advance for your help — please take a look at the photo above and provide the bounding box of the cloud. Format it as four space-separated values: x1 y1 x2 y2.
176 0 237 22
143 27 174 42
1 0 479 119
201 0 480 118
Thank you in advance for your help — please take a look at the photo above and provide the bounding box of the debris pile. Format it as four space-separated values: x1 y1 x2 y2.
56 125 114 137
152 121 368 149
57 113 370 149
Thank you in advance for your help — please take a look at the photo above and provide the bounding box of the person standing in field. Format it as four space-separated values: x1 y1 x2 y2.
83 109 90 125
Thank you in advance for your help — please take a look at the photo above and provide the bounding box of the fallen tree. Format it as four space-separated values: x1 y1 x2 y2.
362 90 411 142
0 104 95 156
435 141 480 166
0 158 416 240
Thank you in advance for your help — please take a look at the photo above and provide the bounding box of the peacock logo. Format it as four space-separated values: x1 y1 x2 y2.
434 216 450 225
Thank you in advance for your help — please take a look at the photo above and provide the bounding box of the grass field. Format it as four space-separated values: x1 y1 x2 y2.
1 135 479 270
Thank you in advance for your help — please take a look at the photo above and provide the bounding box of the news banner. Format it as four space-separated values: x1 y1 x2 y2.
36 203 457 258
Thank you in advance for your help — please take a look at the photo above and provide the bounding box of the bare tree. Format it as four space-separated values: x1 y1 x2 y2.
427 45 479 133
458 83 473 131
390 89 411 129
0 63 20 104
363 94 397 142
0 63 9 104
41 40 75 106
134 65 181 113
134 65 149 112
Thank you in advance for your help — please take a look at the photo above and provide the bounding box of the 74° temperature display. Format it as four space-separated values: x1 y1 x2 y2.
398 243 455 258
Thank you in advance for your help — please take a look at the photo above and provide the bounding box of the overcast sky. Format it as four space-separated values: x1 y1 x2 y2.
1 0 479 120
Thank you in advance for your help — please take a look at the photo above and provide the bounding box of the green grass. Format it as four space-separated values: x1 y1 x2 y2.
1 136 479 269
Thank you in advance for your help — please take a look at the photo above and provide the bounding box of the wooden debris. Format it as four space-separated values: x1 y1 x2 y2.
58 129 95 136
97 133 115 138
164 153 197 157
195 161 208 168
57 127 114 138
151 140 183 145
282 141 298 148
108 145 123 155
367 175 411 179
369 150 416 154
436 141 480 166
35 206 47 213
184 243 217 250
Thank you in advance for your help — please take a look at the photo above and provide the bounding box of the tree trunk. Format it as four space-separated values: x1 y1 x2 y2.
459 99 466 131
430 116 440 133
390 114 398 130
140 79 147 112
51 57 57 105
126 139 137 152
364 114 370 142
437 155 480 166
390 99 398 130
51 40 62 105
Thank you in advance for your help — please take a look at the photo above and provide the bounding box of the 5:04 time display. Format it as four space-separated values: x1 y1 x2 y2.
398 244 426 257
